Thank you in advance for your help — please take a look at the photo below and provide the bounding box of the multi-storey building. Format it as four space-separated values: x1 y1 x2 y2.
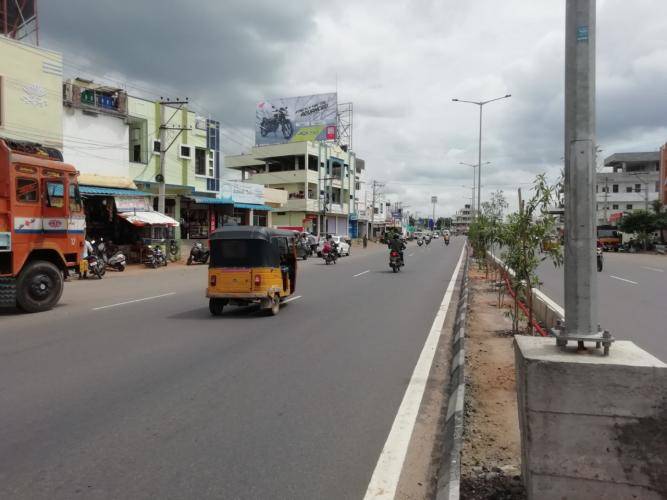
596 152 660 225
454 204 473 229
0 35 63 149
225 141 357 236
660 143 667 205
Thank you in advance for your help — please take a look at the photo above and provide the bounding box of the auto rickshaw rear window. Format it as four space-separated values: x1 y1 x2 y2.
17 177 39 203
210 239 280 268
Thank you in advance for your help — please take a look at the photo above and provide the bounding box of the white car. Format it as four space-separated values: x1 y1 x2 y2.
317 235 351 256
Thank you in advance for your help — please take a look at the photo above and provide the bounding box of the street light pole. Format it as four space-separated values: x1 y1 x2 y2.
460 161 490 219
453 94 511 215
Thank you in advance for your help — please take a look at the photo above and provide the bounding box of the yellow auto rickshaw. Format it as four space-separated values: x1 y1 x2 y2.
207 226 298 316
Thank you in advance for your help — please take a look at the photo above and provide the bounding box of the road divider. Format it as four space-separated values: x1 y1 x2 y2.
364 244 466 500
93 292 176 311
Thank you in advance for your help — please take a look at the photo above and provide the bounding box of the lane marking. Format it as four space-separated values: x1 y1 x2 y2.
282 295 302 304
641 266 664 273
408 253 414 257
93 292 176 311
353 270 370 277
364 244 466 500
609 275 638 285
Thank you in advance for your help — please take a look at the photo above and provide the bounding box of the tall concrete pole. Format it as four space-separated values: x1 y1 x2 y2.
477 105 483 215
563 0 597 337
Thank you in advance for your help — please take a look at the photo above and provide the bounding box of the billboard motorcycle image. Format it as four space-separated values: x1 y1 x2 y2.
255 93 337 146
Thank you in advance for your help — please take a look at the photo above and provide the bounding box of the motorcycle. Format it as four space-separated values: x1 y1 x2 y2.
444 236 450 246
97 239 126 271
145 245 168 268
597 247 603 272
187 241 210 265
389 250 403 273
86 240 106 279
417 238 424 247
425 236 431 246
259 106 294 140
322 244 338 265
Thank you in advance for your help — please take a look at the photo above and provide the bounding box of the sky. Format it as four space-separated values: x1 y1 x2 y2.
40 0 667 219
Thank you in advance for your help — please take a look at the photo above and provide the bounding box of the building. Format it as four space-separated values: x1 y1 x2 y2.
225 141 357 235
351 158 369 238
0 35 63 149
596 152 660 225
454 204 473 229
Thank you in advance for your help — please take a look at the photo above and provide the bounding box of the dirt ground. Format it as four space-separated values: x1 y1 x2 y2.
460 267 525 500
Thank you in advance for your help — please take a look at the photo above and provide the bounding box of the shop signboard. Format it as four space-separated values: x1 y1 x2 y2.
220 180 264 205
115 196 151 213
255 92 338 146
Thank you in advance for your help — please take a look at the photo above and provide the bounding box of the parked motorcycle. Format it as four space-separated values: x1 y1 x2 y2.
259 106 294 140
389 250 403 273
86 240 106 279
145 245 168 268
187 241 210 265
597 247 603 272
97 239 126 271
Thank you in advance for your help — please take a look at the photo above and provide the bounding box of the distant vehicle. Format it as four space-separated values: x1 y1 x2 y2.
317 236 350 257
597 226 622 251
433 232 440 239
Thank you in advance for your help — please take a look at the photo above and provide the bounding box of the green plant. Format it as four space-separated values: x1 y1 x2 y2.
468 190 508 277
501 175 562 334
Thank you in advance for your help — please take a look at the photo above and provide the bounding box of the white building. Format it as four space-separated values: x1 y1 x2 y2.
454 204 473 228
597 152 660 225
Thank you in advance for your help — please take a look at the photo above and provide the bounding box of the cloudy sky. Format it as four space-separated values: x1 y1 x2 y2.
41 0 667 218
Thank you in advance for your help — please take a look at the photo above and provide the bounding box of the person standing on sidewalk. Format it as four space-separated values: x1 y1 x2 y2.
363 234 368 248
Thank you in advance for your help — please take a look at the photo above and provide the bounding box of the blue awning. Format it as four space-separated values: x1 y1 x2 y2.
234 203 272 211
187 195 232 205
80 185 152 197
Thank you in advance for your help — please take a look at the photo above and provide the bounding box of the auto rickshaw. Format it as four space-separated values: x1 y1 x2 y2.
206 226 298 316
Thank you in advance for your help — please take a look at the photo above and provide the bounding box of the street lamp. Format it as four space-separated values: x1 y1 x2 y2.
460 161 491 218
453 94 511 214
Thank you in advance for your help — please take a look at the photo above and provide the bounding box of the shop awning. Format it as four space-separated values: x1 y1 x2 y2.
187 195 232 205
118 211 180 227
80 185 152 197
233 203 272 211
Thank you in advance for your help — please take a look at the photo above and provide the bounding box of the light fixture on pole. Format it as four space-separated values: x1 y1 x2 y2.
460 161 491 217
452 94 511 215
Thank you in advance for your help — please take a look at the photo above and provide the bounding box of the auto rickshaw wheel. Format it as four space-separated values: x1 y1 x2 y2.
209 298 225 316
270 294 280 316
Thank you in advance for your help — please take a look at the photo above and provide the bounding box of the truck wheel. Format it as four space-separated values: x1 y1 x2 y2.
16 261 64 313
209 298 225 316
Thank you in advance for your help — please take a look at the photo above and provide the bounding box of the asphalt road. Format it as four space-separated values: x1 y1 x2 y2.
0 237 464 500
533 251 667 362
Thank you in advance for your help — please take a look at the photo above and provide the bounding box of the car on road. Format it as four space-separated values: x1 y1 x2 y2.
317 235 350 257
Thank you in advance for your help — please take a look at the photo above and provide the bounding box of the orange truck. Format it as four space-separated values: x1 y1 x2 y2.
0 139 85 312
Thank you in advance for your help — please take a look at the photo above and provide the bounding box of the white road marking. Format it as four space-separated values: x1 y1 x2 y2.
353 270 370 277
641 266 664 273
364 244 466 500
282 295 302 304
609 275 638 285
408 253 414 257
93 292 176 311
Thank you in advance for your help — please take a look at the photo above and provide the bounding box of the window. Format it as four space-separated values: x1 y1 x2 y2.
153 140 161 154
635 183 641 193
179 145 191 159
69 183 82 212
44 181 64 208
612 184 619 193
16 178 38 203
612 204 619 210
626 186 633 193
626 204 633 210
596 185 599 193
208 151 215 177
195 147 206 176
129 118 148 163
656 181 660 193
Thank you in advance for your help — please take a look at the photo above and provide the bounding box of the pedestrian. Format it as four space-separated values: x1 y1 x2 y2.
363 234 368 248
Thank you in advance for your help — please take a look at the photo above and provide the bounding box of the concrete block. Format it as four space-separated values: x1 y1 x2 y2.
514 336 667 500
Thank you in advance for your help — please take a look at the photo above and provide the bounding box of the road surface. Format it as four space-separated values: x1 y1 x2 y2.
534 251 667 362
0 238 464 499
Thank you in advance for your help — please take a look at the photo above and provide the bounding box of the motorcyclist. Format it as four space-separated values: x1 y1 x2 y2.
389 233 406 264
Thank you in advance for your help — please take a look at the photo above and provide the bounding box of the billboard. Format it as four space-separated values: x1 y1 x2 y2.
220 180 264 205
255 93 337 146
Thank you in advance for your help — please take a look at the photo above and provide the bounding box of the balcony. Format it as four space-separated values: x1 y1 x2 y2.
63 81 128 117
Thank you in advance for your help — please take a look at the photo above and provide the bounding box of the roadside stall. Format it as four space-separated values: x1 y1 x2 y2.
116 208 179 264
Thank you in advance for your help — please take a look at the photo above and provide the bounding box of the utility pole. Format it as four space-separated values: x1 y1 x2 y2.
559 0 610 352
370 180 384 240
603 175 609 222
157 97 190 214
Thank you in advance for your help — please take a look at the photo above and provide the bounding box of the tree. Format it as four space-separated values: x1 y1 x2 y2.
435 217 447 230
501 175 562 334
468 191 508 277
618 210 656 250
